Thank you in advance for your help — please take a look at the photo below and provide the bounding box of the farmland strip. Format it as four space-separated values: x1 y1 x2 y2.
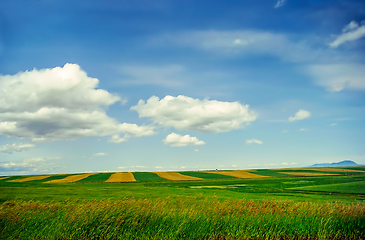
278 172 339 176
9 175 51 182
154 172 202 181
206 170 267 179
0 176 10 181
44 173 96 183
105 172 136 182
306 168 365 173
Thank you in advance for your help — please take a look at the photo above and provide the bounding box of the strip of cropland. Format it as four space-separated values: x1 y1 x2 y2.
205 170 267 179
154 172 203 181
0 177 10 181
306 168 365 173
105 172 136 182
8 175 51 182
278 172 339 176
133 172 166 182
44 173 96 183
76 173 114 183
248 169 291 177
178 171 238 180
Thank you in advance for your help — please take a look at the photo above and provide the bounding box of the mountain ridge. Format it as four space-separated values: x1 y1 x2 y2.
309 160 358 168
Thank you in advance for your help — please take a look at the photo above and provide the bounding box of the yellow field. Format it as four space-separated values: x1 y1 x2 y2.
8 175 51 182
0 176 10 180
105 172 136 182
154 172 202 181
278 172 339 176
44 173 96 183
206 170 267 179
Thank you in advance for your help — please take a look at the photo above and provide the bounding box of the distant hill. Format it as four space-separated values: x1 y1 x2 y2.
309 160 358 168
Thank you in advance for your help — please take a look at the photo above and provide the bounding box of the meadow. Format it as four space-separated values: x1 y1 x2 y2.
0 167 364 239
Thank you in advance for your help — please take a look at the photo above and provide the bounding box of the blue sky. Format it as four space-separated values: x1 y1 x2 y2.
0 0 364 175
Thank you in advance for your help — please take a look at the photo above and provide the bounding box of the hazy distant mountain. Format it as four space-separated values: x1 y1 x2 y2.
309 160 358 168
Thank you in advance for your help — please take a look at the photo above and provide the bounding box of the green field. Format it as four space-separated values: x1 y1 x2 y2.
133 172 166 181
291 180 365 194
1 169 365 239
76 173 114 183
178 171 238 179
248 169 291 177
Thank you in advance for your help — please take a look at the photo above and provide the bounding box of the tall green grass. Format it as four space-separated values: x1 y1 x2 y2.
1 197 364 239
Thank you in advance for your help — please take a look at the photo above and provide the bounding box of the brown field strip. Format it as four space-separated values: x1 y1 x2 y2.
154 172 203 181
105 172 136 182
205 170 267 179
44 173 96 183
0 176 10 180
8 175 51 182
278 172 339 176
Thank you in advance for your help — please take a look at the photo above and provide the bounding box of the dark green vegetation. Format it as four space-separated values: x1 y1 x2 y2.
291 181 365 194
34 174 73 182
248 169 291 177
178 171 238 179
77 173 114 183
133 172 166 182
0 168 365 240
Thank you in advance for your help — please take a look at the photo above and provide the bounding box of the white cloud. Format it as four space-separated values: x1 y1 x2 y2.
299 128 307 131
119 65 184 87
329 21 365 48
0 157 59 174
288 110 311 121
0 142 36 154
274 0 286 8
307 64 365 92
93 153 107 157
0 64 156 142
329 123 337 127
163 132 205 147
246 139 263 145
131 95 257 133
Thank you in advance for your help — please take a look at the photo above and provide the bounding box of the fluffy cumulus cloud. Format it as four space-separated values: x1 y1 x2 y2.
307 64 365 92
246 139 263 145
329 21 365 48
289 110 311 121
0 64 155 142
0 142 36 154
131 95 257 133
163 132 205 147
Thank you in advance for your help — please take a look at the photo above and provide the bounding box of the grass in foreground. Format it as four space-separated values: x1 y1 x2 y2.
1 197 364 240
